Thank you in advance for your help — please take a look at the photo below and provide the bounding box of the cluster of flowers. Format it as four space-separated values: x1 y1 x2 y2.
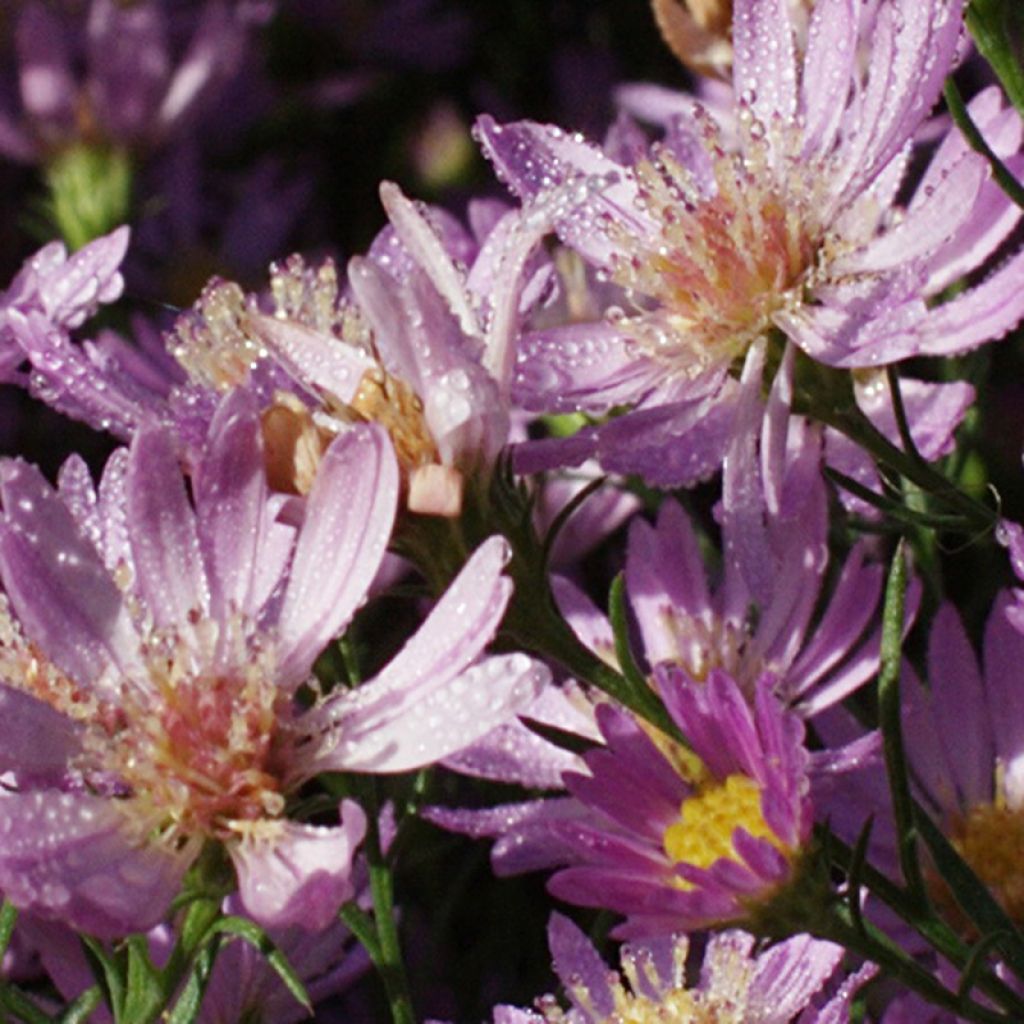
0 0 1023 1021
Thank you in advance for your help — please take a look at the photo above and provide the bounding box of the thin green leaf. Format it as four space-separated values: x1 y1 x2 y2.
846 816 876 941
520 715 601 757
79 936 125 1021
207 917 312 1014
959 932 1016 1003
966 0 1024 117
56 987 104 1024
0 984 54 1024
0 900 17 962
540 474 606 572
164 944 219 1024
823 468 972 530
877 541 927 906
608 573 650 694
339 902 383 965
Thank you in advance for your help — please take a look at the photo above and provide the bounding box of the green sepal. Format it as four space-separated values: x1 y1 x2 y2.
79 935 127 1022
164 943 219 1024
55 987 104 1024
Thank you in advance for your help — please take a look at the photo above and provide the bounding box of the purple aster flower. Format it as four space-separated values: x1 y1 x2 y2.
0 0 265 161
429 374 883 877
822 594 1024 933
0 389 546 937
477 0 1024 485
486 912 874 1023
546 670 815 937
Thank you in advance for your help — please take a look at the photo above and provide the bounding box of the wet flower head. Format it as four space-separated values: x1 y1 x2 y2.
0 392 545 937
606 101 830 378
529 913 872 1023
169 257 446 507
0 597 287 848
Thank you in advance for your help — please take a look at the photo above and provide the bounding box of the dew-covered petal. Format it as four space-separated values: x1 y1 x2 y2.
276 424 398 686
194 390 268 619
800 0 857 158
308 535 512 734
311 652 548 774
0 684 80 773
0 458 138 689
475 115 657 268
731 0 797 126
231 801 367 932
745 933 845 1020
513 323 660 414
126 425 209 628
0 791 189 939
548 913 616 1019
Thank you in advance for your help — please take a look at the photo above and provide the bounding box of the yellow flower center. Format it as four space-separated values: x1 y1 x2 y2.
950 802 1024 926
663 773 788 885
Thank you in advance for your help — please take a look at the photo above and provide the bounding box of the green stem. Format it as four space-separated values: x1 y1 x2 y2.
818 906 1008 1024
340 781 415 1024
816 400 997 534
877 542 928 906
825 831 1024 1018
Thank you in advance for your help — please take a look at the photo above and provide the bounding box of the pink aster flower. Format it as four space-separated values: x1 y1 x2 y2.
488 912 875 1024
3 180 556 515
477 0 1024 485
0 389 546 938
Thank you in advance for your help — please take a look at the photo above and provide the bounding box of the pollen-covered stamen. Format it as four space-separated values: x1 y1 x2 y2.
663 772 791 887
171 279 267 391
606 108 828 374
101 619 289 841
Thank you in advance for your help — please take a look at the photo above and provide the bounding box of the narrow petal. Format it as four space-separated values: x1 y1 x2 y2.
194 390 268 618
310 652 548 774
308 535 513 734
0 459 137 689
732 0 797 125
126 426 209 628
276 424 398 686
